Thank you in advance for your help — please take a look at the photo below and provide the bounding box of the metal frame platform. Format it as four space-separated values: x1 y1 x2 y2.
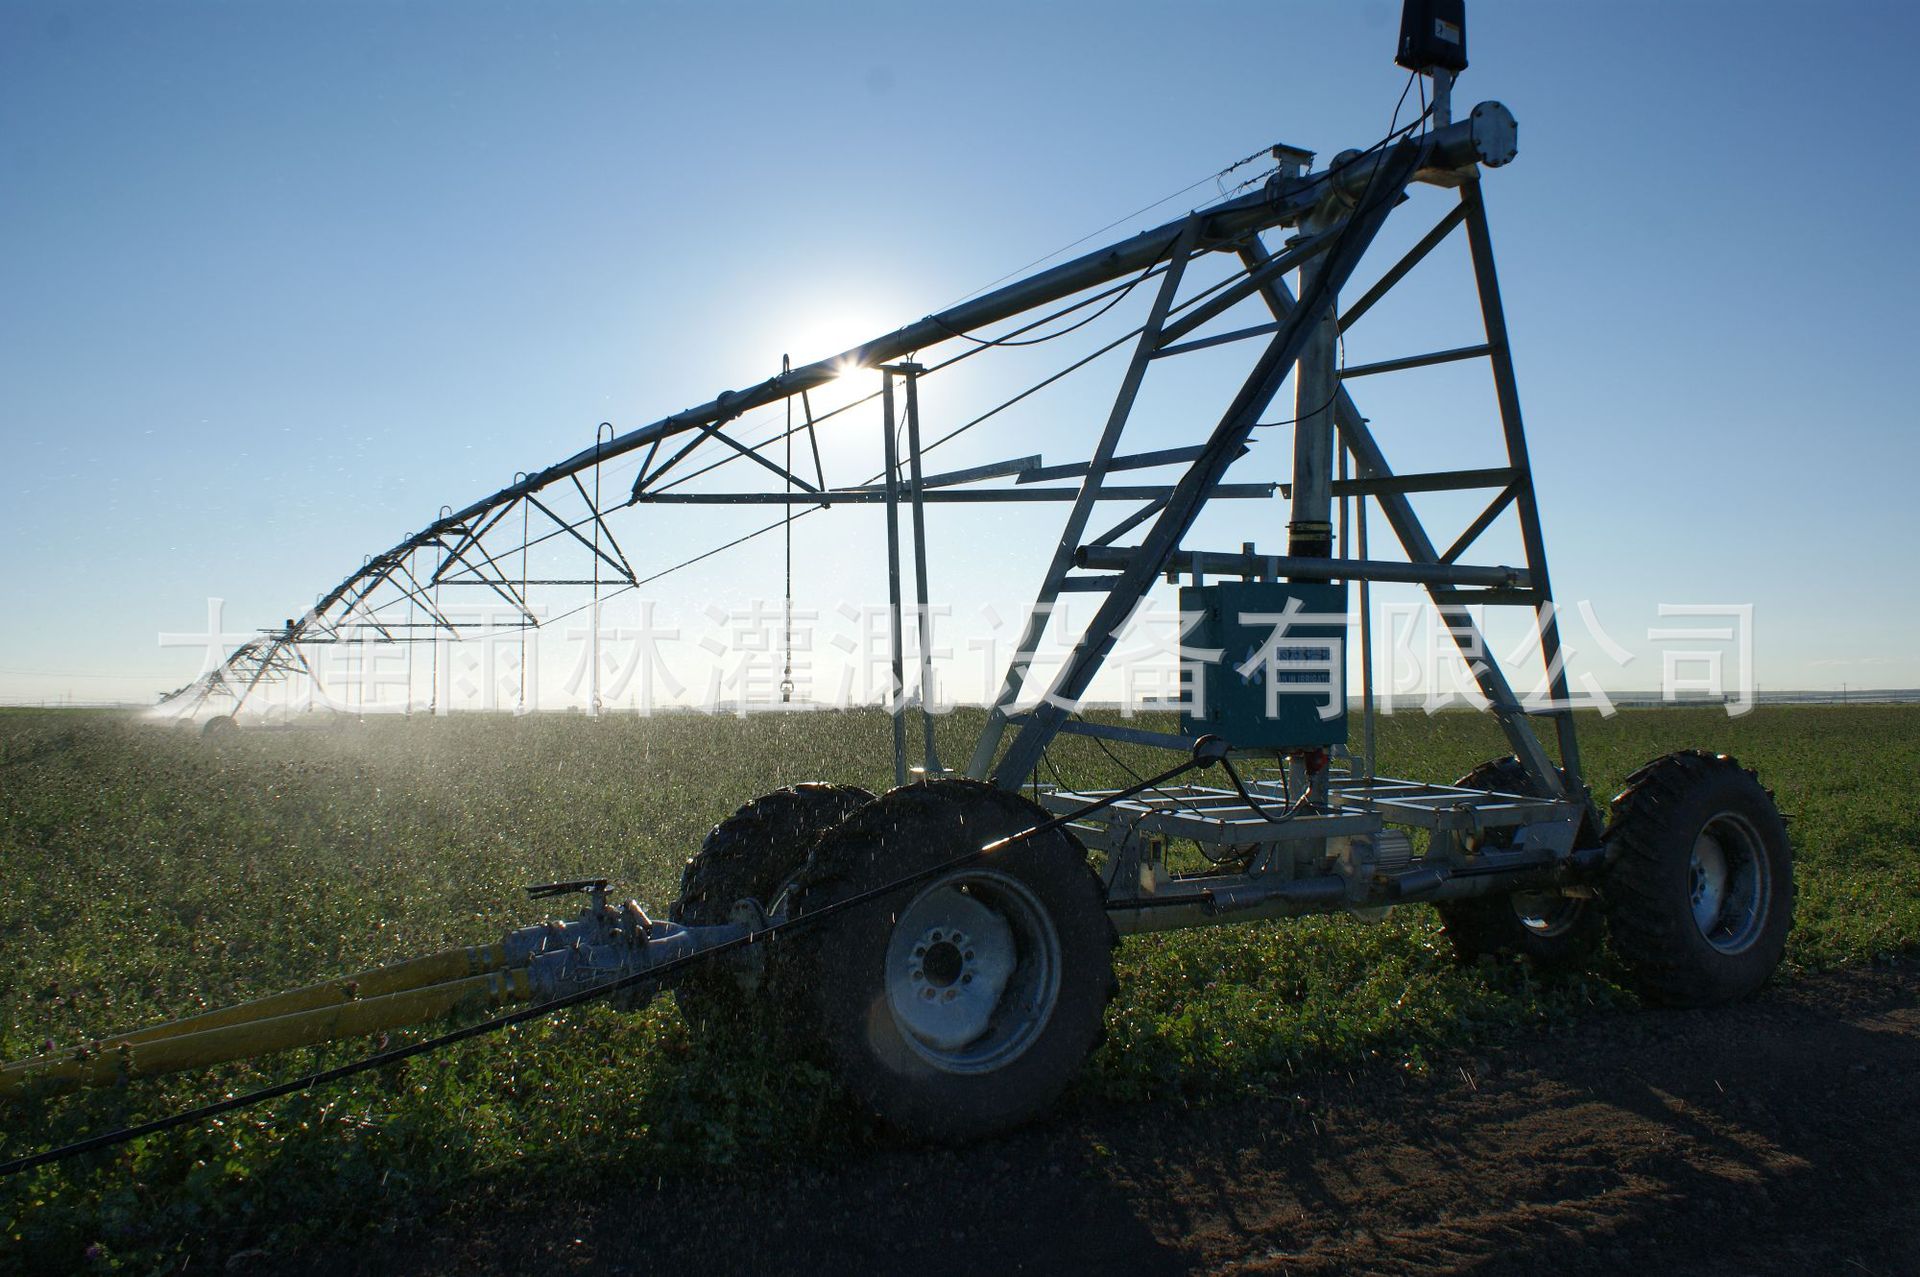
1032 761 1586 935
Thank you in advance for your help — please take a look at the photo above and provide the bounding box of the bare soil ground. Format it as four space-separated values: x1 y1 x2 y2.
294 961 1920 1277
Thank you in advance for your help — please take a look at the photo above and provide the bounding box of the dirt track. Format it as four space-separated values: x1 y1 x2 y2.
317 962 1920 1276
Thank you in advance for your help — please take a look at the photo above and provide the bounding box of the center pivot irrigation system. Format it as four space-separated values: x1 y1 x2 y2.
8 3 1794 1154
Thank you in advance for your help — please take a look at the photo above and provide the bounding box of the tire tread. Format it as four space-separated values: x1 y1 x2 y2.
1603 750 1795 1006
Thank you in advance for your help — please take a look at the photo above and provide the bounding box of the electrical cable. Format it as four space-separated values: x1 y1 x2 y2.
657 88 1427 506
1061 721 1311 867
1060 718 1253 867
926 241 1172 349
1040 744 1072 792
0 740 1230 1179
644 260 1173 498
940 144 1276 310
1269 74 1428 221
1080 723 1211 819
602 294 1179 601
876 218 1362 472
1216 754 1313 825
1251 71 1425 445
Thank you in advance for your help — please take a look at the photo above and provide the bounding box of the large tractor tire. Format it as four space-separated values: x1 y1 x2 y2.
785 779 1115 1143
670 783 874 1039
1436 756 1603 969
1603 751 1794 1006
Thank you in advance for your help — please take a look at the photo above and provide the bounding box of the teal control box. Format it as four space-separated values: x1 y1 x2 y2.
1178 580 1349 749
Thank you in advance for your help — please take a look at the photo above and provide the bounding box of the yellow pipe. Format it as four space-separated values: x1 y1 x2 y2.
0 968 532 1099
1 943 509 1080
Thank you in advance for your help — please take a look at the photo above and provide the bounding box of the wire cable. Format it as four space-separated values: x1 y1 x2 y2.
940 144 1276 310
1217 754 1312 825
0 742 1227 1178
644 260 1173 497
926 241 1172 349
1080 722 1214 820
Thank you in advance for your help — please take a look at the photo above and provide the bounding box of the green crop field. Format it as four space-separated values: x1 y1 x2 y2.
2 705 1916 1271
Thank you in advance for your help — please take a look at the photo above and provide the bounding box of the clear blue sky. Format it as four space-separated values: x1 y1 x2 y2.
2 0 1915 707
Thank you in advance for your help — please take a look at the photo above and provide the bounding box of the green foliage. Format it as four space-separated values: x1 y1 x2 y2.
0 704 1914 1270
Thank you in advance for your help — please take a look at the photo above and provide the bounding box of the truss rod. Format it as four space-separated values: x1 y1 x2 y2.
1440 483 1519 564
643 265 1167 498
525 491 637 584
435 500 520 581
1338 203 1468 334
428 535 537 623
568 472 638 582
1088 496 1168 547
842 455 1040 491
1148 225 1337 353
633 484 1275 505
1075 545 1527 589
1014 445 1210 485
1279 466 1511 499
1338 343 1490 379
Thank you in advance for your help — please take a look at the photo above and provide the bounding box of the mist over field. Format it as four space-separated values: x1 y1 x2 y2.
2 705 1914 1269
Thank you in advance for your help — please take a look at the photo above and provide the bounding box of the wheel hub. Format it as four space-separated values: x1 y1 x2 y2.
918 938 966 987
1686 814 1769 954
1689 835 1729 932
883 870 1059 1073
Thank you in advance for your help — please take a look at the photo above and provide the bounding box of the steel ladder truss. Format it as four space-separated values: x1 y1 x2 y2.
955 135 1601 932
